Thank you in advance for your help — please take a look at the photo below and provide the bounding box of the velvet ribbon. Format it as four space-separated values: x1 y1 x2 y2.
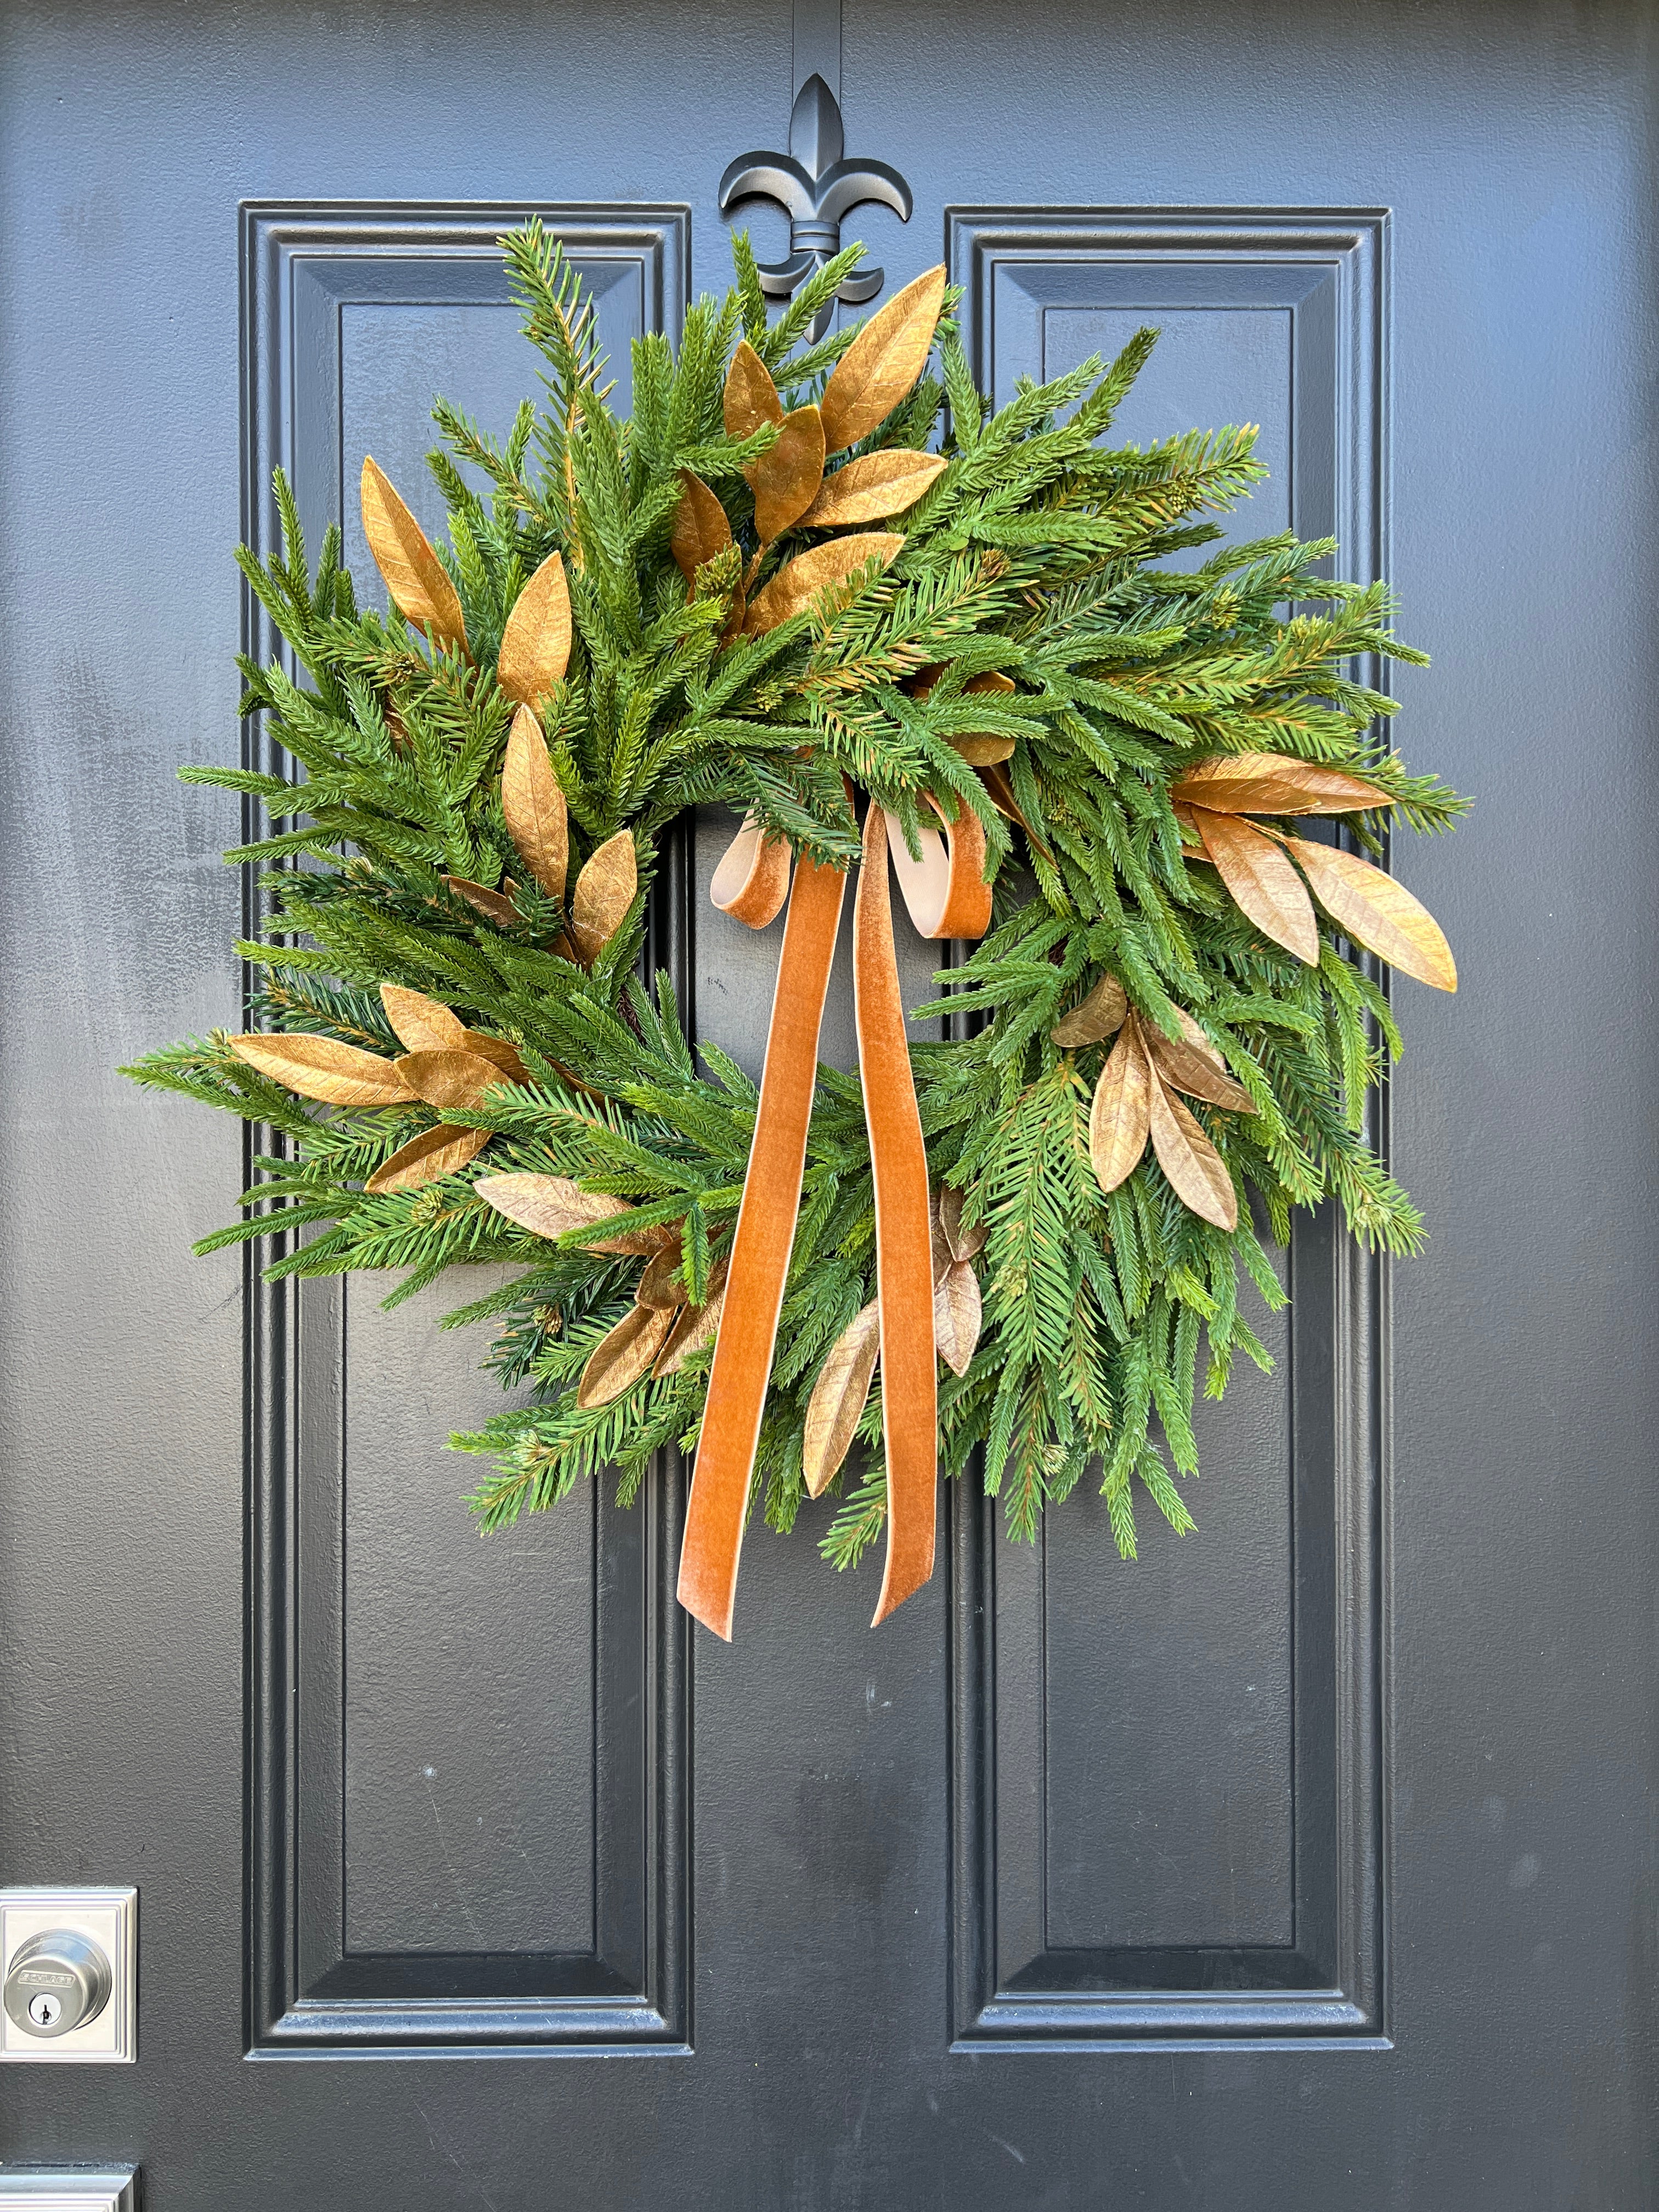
677 796 989 1638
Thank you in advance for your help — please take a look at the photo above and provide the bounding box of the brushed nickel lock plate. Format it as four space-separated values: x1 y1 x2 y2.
0 1890 136 2064
0 2174 136 2210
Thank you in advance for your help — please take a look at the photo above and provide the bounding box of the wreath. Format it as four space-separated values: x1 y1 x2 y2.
126 222 1464 1639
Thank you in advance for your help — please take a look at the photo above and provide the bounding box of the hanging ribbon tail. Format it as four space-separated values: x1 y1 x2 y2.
855 806 939 1627
678 852 847 1639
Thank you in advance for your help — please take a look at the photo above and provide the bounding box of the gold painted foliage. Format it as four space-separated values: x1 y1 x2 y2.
1083 1007 1254 1232
496 552 571 708
744 532 904 633
359 458 467 654
501 706 569 902
1172 749 1455 988
819 266 947 453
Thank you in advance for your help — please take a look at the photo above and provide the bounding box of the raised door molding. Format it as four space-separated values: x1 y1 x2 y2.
240 204 691 2054
946 207 1391 2050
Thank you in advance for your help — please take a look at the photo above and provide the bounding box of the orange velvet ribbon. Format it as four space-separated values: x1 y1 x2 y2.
678 795 988 1638
677 853 847 1641
853 806 938 1625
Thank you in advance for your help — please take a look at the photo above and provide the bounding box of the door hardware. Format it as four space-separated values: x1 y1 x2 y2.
0 2173 137 2211
0 1891 136 2064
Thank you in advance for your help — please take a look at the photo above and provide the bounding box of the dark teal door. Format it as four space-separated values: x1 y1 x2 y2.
1 2 1653 2204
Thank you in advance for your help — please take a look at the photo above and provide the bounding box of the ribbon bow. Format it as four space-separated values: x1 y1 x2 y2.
676 793 992 1639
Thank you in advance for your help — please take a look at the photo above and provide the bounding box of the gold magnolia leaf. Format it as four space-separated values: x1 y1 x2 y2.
393 1049 505 1111
724 339 783 440
636 1246 687 1311
934 1262 983 1378
359 456 467 653
1052 972 1129 1048
747 404 826 543
365 1122 490 1195
1171 751 1392 817
1087 1015 1153 1194
978 761 1048 854
496 552 571 707
928 1187 955 1283
1147 1069 1239 1231
951 737 1015 765
1144 1027 1256 1113
569 830 637 964
653 1262 729 1377
380 983 466 1054
671 471 733 586
819 266 947 453
799 448 949 526
460 1031 528 1081
744 532 904 634
1284 837 1458 992
474 1172 675 1255
802 1300 882 1499
1192 806 1319 964
445 875 520 927
938 1181 986 1265
577 1302 677 1409
1172 1005 1228 1071
227 1032 415 1108
501 704 569 901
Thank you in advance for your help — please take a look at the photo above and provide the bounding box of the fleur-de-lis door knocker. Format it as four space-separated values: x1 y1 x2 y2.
719 74 913 336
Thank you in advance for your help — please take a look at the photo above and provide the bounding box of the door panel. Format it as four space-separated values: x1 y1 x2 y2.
950 211 1384 2047
245 205 690 2052
1 3 1654 2205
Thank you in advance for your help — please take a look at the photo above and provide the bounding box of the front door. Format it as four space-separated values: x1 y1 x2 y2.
2 3 1653 2204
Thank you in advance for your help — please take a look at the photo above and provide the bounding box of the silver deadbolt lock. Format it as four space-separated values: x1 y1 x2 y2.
3 1931 112 2040
0 1889 136 2062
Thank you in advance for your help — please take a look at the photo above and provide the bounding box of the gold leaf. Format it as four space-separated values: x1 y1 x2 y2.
802 1300 881 1499
938 1181 986 1263
393 1049 505 1111
671 471 733 586
496 552 571 707
747 404 826 543
380 983 466 1054
978 762 1048 854
636 1246 687 1310
577 1302 676 1409
359 456 467 653
365 1122 490 1194
474 1172 676 1256
445 876 520 927
743 532 904 634
1192 806 1319 964
460 1031 528 1081
1171 751 1391 817
227 1032 415 1108
652 1263 728 1377
928 1188 955 1283
819 266 947 453
934 1262 982 1378
1144 1026 1256 1114
1285 837 1457 992
951 736 1015 766
1052 972 1128 1048
1147 1069 1238 1231
501 704 569 901
1087 1017 1153 1194
1172 1005 1227 1070
799 448 949 526
723 339 783 440
568 830 637 964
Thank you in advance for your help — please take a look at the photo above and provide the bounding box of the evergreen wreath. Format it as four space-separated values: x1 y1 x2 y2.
125 222 1464 1637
